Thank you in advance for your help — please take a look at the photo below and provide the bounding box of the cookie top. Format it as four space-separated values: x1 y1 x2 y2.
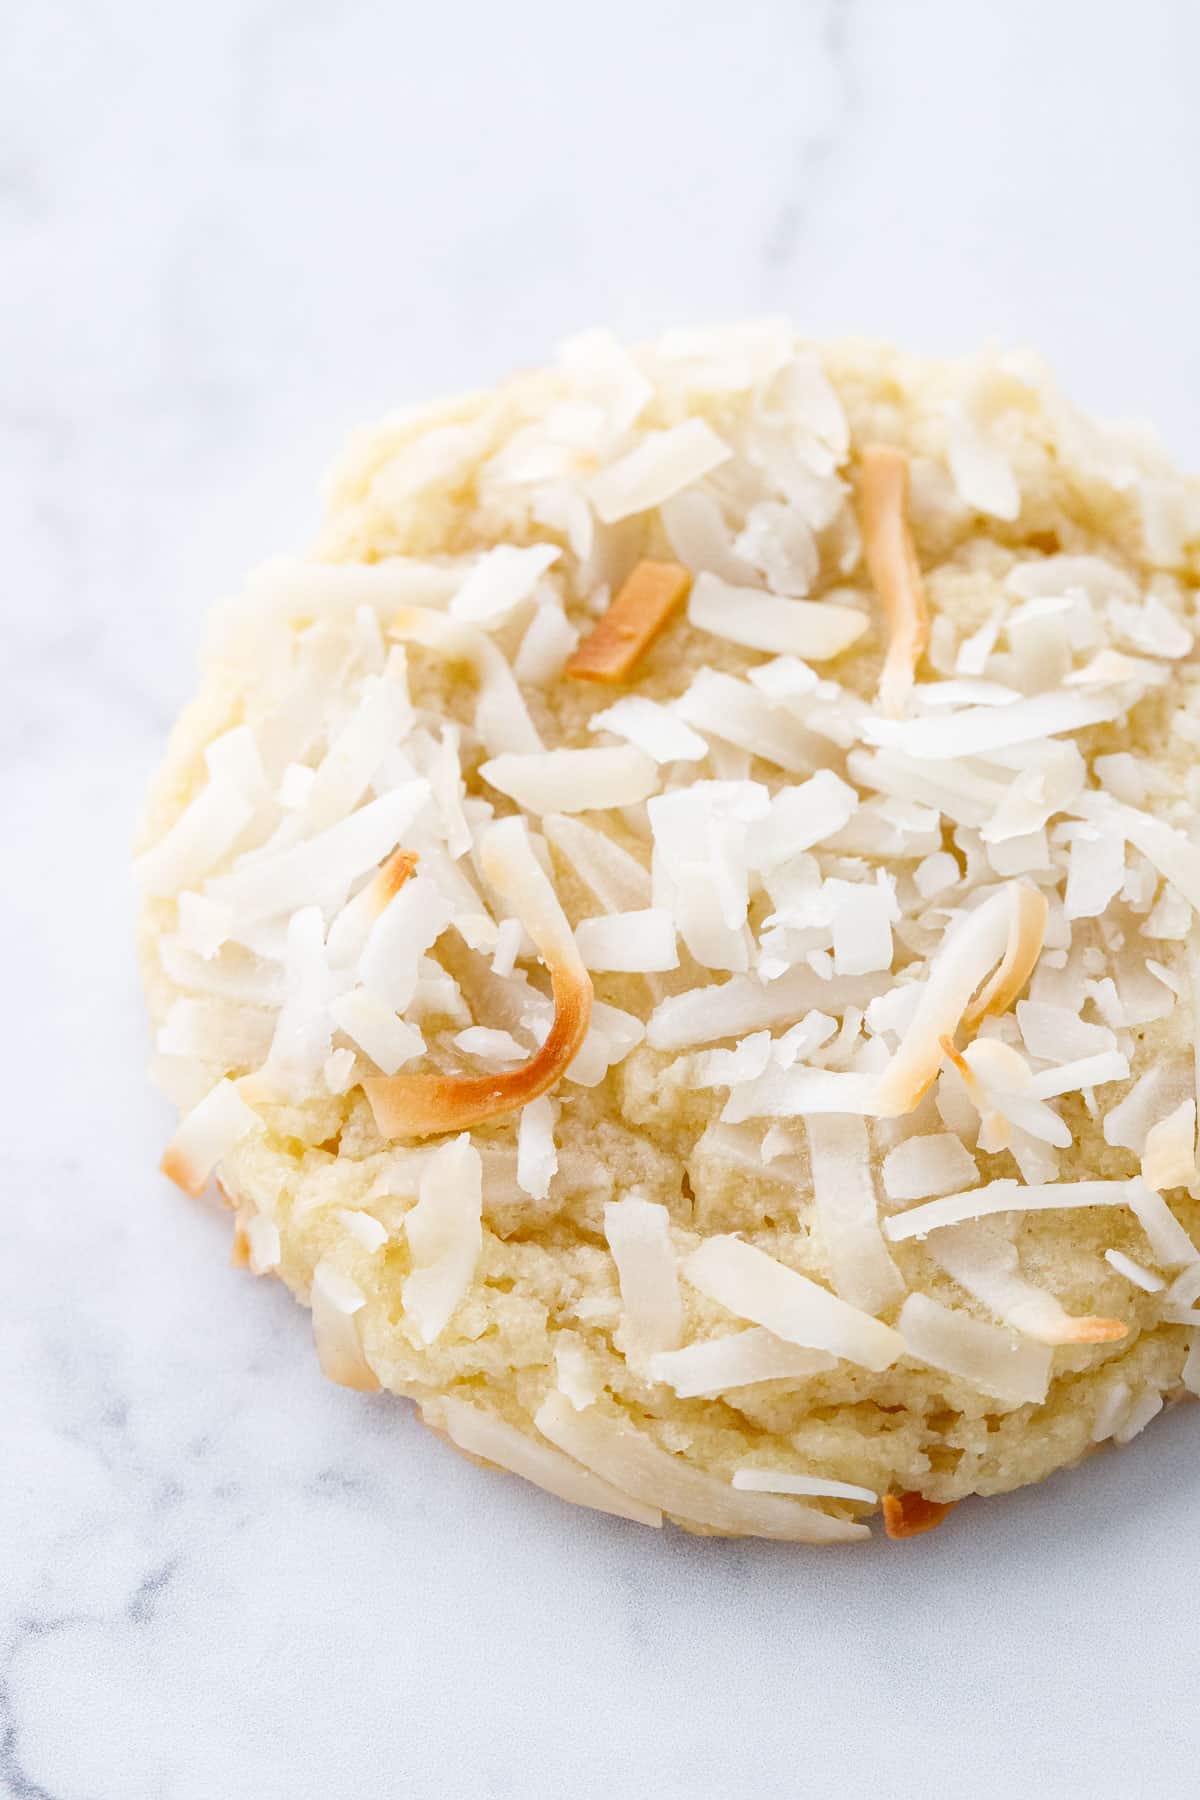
137 324 1200 1543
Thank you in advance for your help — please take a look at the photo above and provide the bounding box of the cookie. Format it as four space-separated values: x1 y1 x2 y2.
137 324 1200 1543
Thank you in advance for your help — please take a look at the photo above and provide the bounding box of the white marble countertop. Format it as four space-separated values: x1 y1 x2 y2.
7 3 1200 1795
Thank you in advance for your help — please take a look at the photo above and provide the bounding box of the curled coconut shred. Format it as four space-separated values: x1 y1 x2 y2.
140 323 1200 1545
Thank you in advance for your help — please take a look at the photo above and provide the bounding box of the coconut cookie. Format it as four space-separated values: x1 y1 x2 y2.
137 324 1200 1544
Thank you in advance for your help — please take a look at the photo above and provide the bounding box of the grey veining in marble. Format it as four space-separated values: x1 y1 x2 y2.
5 2 1200 1795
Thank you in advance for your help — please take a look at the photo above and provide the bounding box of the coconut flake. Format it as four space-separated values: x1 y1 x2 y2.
310 1260 379 1392
946 415 1020 520
450 543 561 626
648 780 768 971
806 1116 904 1314
604 1197 684 1360
875 885 1039 1116
1063 827 1126 921
883 1176 1196 1271
433 1394 661 1527
1141 1099 1196 1191
401 1134 482 1344
389 607 542 755
533 1393 866 1542
516 1095 558 1200
481 746 659 815
674 670 828 774
746 771 859 870
1028 1051 1129 1099
825 876 897 977
646 967 883 1051
1016 1000 1115 1062
863 691 1123 760
588 696 707 765
1073 794 1200 912
543 813 652 914
586 419 731 523
329 987 424 1075
575 909 678 973
687 572 867 660
732 1468 877 1504
513 602 579 685
337 1208 388 1253
1105 1249 1165 1293
647 1328 835 1397
359 873 453 1013
1108 593 1192 659
565 999 644 1085
159 1078 262 1196
683 1236 903 1370
882 1133 978 1203
1115 1386 1165 1444
137 780 255 898
565 560 693 684
366 818 592 1137
206 782 429 926
858 444 929 715
929 1222 1125 1345
897 1292 1051 1407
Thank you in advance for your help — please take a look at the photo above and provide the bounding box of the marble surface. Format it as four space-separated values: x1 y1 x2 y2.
6 2 1200 1795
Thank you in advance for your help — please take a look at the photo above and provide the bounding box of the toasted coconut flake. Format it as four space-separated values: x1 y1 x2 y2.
1141 1099 1197 1191
430 1395 661 1526
687 572 868 660
961 883 1047 1030
875 885 1032 1117
366 818 593 1137
480 745 658 814
882 1492 957 1540
647 1329 836 1398
565 560 692 683
929 1222 1126 1345
858 444 929 716
159 1078 262 1196
806 1116 904 1315
310 1260 379 1392
647 967 883 1051
897 1292 1052 1407
604 1197 684 1360
683 1236 904 1371
401 1134 483 1344
534 1393 868 1542
389 606 542 754
732 1468 877 1504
